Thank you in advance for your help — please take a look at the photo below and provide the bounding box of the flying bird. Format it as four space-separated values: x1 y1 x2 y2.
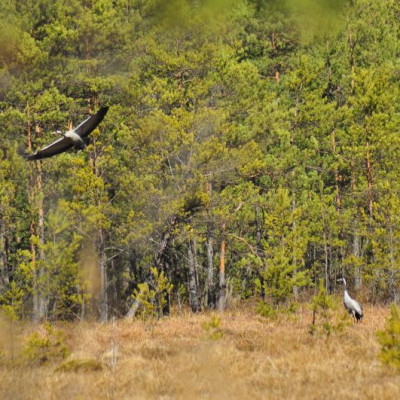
337 277 363 322
26 107 109 161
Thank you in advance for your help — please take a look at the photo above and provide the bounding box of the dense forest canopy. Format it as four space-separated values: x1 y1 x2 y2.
1 0 400 321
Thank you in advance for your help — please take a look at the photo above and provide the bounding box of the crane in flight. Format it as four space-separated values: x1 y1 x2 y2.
26 107 109 161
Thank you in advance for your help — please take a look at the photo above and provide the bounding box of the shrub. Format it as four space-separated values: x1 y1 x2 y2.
256 300 298 319
309 280 348 337
132 267 173 320
202 315 224 341
23 323 69 365
377 303 400 369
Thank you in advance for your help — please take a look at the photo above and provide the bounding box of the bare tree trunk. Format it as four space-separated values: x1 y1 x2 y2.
218 222 227 312
206 231 215 309
27 116 40 322
365 140 374 217
389 225 398 303
154 216 177 315
331 130 342 209
188 238 201 312
323 230 329 291
91 133 108 322
255 205 265 299
0 220 9 291
36 159 48 320
353 226 362 291
348 29 356 92
291 199 299 299
205 182 216 309
99 226 108 322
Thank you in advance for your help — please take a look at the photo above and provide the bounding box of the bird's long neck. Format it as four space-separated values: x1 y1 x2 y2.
341 279 348 299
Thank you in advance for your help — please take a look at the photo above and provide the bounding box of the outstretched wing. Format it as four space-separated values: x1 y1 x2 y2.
26 137 74 161
74 107 109 138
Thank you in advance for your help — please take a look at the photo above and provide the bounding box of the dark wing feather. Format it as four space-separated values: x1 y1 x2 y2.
74 107 109 138
26 137 74 161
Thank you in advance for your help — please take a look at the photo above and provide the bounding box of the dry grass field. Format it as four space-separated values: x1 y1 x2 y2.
1 304 399 400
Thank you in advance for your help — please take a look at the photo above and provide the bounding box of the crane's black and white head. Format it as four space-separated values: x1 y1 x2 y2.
337 277 347 286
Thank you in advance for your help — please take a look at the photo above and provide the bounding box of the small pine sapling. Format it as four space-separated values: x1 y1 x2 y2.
309 280 347 337
377 303 400 369
23 322 70 365
201 315 224 341
132 267 173 321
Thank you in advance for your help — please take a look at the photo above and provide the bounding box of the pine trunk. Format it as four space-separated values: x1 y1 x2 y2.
205 182 216 309
389 226 398 303
99 226 108 322
255 205 265 300
331 130 342 209
218 222 227 312
365 140 374 216
323 230 329 291
206 231 215 309
188 238 201 312
36 159 48 319
91 134 108 322
291 200 299 299
0 220 9 291
27 117 40 322
353 227 362 291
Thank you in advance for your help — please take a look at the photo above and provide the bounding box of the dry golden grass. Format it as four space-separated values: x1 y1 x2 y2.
1 304 399 400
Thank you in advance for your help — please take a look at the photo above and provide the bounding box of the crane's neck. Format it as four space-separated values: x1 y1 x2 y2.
343 289 351 302
340 278 348 298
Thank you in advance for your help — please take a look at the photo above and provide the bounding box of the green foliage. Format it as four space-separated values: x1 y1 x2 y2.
2 0 400 321
132 267 173 320
309 280 347 337
256 301 278 319
201 315 224 341
0 281 25 320
377 303 400 369
38 206 85 320
259 189 310 309
256 299 299 319
23 323 69 365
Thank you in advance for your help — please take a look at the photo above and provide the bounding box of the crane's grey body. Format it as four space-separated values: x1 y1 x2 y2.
27 107 109 160
64 129 85 145
338 278 363 322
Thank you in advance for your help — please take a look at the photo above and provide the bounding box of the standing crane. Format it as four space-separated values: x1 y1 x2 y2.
337 277 363 322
